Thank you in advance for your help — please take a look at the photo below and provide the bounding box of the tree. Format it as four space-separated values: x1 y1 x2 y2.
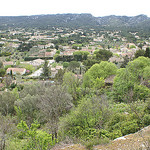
113 68 137 102
143 66 150 80
0 91 17 116
138 43 143 49
83 61 118 88
63 62 69 68
73 51 90 61
127 56 150 81
42 60 50 78
15 94 39 124
0 61 3 68
37 85 73 140
0 68 5 77
129 45 136 49
17 120 56 149
4 75 12 87
68 61 80 73
63 72 81 103
134 49 145 58
55 44 59 50
83 58 100 70
120 55 130 68
113 57 150 102
0 115 16 150
56 50 60 54
24 64 35 73
144 47 150 58
59 96 110 140
55 69 65 83
94 49 113 61
15 82 73 140
53 54 60 62
0 61 5 77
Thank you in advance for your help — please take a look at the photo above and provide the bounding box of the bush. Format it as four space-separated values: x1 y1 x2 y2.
0 91 17 115
120 120 139 135
109 130 122 139
17 120 56 149
133 84 150 101
59 97 110 140
143 114 150 126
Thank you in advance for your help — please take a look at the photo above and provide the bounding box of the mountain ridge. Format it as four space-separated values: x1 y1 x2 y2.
0 13 149 30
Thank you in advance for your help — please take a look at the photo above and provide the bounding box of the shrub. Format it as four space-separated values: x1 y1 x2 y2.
17 120 56 149
120 120 139 135
109 130 122 139
59 97 110 140
143 114 150 126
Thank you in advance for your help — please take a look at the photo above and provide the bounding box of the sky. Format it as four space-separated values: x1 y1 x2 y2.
0 0 149 17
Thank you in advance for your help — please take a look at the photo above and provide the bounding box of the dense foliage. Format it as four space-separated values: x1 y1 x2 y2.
0 58 149 150
0 20 150 149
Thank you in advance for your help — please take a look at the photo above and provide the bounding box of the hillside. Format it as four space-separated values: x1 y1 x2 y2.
52 126 150 150
0 12 150 150
0 13 150 30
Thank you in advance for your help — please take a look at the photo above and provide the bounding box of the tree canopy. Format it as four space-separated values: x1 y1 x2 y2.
83 61 118 88
113 57 150 102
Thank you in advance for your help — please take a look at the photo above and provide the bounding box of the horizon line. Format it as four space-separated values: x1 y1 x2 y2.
0 13 148 18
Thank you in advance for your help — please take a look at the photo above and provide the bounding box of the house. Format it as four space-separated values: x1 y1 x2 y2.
109 56 124 63
56 66 63 70
38 52 45 57
3 61 14 67
50 66 63 78
6 68 26 75
51 68 58 78
38 45 45 49
31 59 45 66
121 52 134 59
63 50 76 56
81 47 96 54
45 52 53 57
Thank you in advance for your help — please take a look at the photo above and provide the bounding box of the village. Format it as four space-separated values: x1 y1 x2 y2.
0 27 150 90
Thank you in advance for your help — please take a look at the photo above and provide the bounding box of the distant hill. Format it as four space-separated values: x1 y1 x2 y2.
0 13 98 29
97 14 149 26
0 13 150 31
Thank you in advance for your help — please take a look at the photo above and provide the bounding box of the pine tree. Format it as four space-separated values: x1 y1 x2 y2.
144 47 150 58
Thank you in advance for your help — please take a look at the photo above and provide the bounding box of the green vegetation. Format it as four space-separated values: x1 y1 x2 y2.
42 60 51 78
83 61 117 88
1 56 149 149
113 57 150 102
0 15 150 149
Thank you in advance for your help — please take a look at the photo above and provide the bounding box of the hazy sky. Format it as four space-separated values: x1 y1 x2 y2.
0 0 149 17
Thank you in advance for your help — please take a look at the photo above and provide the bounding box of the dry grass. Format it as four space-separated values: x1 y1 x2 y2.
52 144 86 150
